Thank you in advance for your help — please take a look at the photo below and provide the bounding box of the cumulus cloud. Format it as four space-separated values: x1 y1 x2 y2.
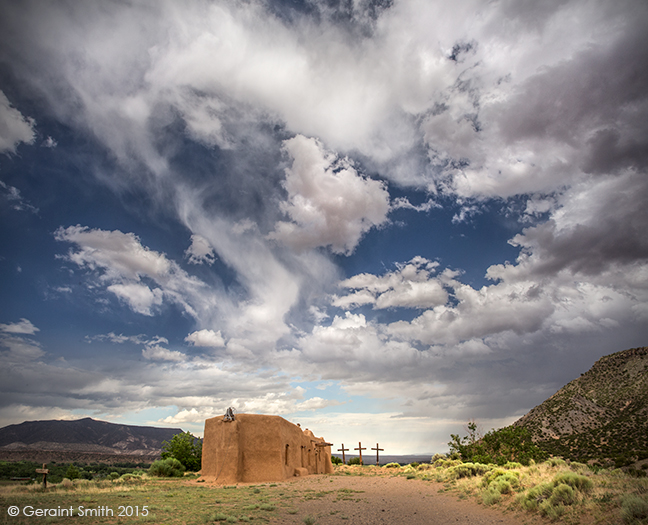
55 225 210 319
141 345 185 362
185 329 225 348
333 256 447 309
0 91 35 154
0 318 39 335
1 0 648 444
185 234 216 265
107 283 164 316
270 135 390 254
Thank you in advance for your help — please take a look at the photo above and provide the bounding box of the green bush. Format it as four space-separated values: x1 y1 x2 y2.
383 462 400 468
447 462 492 479
539 500 565 520
520 482 554 510
549 483 575 506
545 458 567 468
621 494 648 524
449 423 547 466
482 469 521 492
347 457 363 465
331 456 342 465
552 472 593 492
148 458 185 477
482 486 501 505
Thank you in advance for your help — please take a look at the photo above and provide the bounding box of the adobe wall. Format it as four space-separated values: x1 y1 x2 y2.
201 414 333 483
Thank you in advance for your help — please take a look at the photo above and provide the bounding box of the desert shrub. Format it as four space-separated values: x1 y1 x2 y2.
482 486 501 505
621 494 648 523
417 463 432 471
107 472 120 480
504 461 523 469
433 458 463 468
552 472 593 492
331 456 342 465
482 469 521 491
58 478 74 490
520 482 555 510
73 479 92 488
347 457 363 466
148 458 185 478
409 462 420 468
545 458 567 468
430 453 446 464
549 483 575 506
383 462 400 469
447 462 492 479
539 500 566 520
259 503 275 511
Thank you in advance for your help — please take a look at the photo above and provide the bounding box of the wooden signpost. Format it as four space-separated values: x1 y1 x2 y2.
337 444 349 464
35 463 49 488
354 442 366 465
371 443 384 466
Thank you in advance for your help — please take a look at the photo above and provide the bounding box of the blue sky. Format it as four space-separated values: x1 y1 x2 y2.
1 0 647 454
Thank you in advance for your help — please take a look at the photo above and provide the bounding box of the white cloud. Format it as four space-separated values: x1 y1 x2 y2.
142 345 185 362
269 135 390 254
185 234 216 265
185 329 225 348
0 91 35 154
0 318 39 335
333 257 447 309
41 136 57 148
55 225 211 319
107 283 164 316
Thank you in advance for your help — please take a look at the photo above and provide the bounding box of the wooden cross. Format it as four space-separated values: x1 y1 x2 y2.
354 442 366 464
371 443 384 466
35 463 49 488
337 444 349 464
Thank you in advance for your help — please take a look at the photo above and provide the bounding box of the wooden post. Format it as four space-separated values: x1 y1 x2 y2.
354 442 366 465
35 463 49 489
337 444 349 464
371 443 384 466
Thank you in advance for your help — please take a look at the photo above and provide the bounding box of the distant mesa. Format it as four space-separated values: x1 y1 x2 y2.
514 346 648 467
0 417 183 464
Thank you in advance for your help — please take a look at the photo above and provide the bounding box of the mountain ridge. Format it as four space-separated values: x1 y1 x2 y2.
514 346 648 466
0 417 184 461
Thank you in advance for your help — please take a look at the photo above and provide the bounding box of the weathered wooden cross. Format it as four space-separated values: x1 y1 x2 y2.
371 443 384 466
354 442 366 464
337 444 349 464
35 463 49 488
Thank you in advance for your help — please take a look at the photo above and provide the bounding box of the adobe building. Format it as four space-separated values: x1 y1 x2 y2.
201 413 333 483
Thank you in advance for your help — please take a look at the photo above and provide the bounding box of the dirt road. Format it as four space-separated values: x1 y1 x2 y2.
271 473 542 525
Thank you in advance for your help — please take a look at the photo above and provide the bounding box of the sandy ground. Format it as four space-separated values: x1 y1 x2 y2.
248 471 545 525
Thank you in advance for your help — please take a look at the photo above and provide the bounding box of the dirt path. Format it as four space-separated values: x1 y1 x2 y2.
270 473 543 525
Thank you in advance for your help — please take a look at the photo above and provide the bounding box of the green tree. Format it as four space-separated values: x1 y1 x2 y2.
449 422 547 466
161 431 202 471
65 464 80 480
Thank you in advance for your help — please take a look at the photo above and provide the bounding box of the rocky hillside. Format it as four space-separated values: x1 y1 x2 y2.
514 346 648 466
0 417 183 460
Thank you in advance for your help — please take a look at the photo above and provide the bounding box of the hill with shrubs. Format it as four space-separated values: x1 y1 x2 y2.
514 346 648 467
